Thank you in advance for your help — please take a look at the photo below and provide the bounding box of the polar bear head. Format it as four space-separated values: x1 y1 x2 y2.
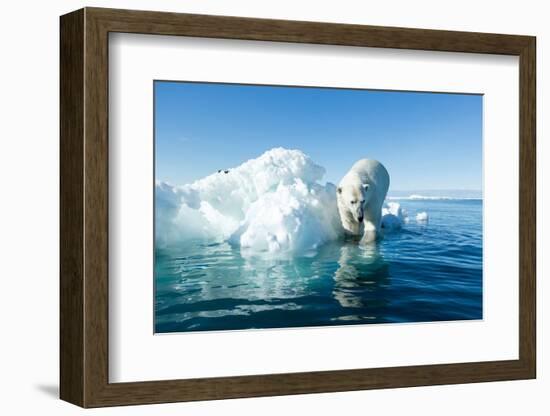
337 181 371 224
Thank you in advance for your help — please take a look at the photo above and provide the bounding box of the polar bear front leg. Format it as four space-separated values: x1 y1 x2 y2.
360 220 377 244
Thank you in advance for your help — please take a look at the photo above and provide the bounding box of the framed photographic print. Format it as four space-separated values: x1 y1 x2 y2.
60 7 536 408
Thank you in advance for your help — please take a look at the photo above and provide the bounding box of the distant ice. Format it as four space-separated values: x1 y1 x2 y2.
387 189 482 200
388 195 473 201
156 148 426 253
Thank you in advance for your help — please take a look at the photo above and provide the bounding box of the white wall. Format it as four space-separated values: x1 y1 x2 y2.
0 0 545 414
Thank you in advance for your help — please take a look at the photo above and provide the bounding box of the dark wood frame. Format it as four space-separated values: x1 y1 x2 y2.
60 7 536 408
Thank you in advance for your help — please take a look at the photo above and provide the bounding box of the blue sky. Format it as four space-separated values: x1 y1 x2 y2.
155 81 482 191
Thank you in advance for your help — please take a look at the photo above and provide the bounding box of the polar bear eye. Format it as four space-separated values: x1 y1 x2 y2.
350 200 356 205
360 200 365 204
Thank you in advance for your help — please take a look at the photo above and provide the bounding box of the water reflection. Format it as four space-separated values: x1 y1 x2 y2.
157 239 393 328
332 244 390 309
168 241 312 303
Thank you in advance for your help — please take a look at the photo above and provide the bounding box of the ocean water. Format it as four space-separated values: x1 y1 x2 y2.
155 199 482 333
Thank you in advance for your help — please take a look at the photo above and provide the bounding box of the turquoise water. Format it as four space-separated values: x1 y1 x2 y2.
155 199 482 333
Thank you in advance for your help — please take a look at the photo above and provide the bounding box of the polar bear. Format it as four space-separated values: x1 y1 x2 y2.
337 159 390 243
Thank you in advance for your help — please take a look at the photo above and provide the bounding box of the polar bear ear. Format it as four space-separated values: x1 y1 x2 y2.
337 187 342 194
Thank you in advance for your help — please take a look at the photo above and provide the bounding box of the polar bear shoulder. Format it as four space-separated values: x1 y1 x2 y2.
346 159 390 190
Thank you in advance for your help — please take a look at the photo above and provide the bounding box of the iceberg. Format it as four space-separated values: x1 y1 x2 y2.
156 148 416 253
155 148 342 253
381 201 408 230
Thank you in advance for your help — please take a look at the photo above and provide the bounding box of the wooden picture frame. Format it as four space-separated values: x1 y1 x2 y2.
60 7 536 408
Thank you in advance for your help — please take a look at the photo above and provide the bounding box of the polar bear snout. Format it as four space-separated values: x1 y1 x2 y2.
354 204 364 223
352 197 366 223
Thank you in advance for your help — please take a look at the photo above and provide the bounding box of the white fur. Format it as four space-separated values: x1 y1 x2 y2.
337 159 390 243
